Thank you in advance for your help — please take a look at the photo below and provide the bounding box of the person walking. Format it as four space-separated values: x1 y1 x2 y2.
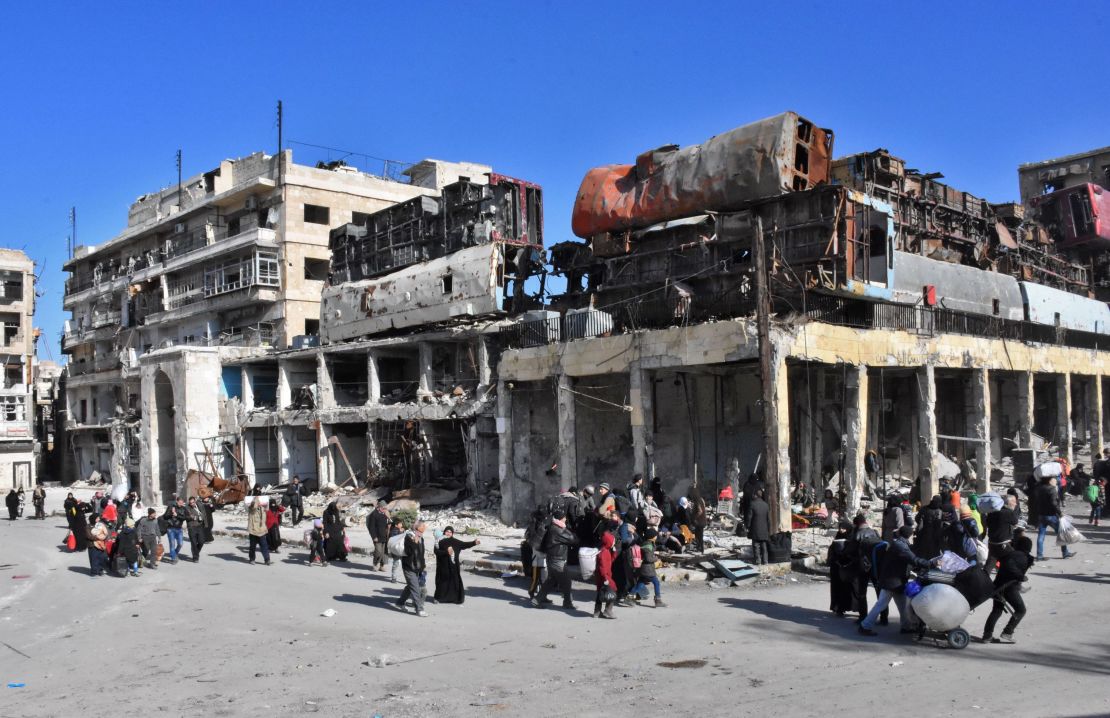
881 494 905 542
1034 476 1076 560
394 520 428 617
185 496 208 562
284 477 306 526
117 518 141 577
322 501 348 563
593 531 618 619
308 519 327 566
265 499 285 553
433 526 480 604
136 507 163 569
5 489 18 520
746 489 771 565
247 498 272 565
32 485 46 520
162 496 186 564
631 527 666 607
985 494 1019 575
1087 477 1106 526
533 509 578 610
981 529 1034 644
858 525 934 637
367 501 391 571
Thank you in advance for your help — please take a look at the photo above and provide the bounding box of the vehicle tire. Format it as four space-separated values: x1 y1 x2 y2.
946 628 970 649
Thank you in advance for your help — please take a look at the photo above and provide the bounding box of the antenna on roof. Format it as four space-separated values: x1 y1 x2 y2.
176 149 183 208
68 207 76 258
277 99 283 155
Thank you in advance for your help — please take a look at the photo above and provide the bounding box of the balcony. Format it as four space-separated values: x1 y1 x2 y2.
62 311 122 349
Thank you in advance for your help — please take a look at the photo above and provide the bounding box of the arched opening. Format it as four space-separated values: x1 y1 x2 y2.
153 370 177 499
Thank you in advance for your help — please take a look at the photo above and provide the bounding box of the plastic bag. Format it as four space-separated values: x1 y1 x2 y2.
974 539 989 565
905 579 923 599
578 547 599 582
65 532 76 551
937 550 972 574
343 534 351 552
1057 515 1085 546
911 583 971 631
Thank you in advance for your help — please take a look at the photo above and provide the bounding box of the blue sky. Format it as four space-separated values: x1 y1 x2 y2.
2 2 1109 362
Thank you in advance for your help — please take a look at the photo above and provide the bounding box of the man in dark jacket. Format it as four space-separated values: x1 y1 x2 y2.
534 509 579 609
845 515 884 621
1034 476 1076 561
859 525 933 636
162 496 186 564
136 508 163 569
184 496 207 562
284 477 306 525
985 494 1019 575
367 501 391 571
746 489 771 565
981 531 1034 643
394 520 428 617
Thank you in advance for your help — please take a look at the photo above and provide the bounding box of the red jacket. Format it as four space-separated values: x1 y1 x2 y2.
595 532 617 590
265 507 284 530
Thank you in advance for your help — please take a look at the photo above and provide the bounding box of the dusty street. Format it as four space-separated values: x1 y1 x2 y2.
0 499 1107 718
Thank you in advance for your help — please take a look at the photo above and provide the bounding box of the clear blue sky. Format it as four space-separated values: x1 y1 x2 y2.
2 2 1108 362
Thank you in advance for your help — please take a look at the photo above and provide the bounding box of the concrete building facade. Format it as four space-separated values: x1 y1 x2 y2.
0 249 37 489
61 150 492 503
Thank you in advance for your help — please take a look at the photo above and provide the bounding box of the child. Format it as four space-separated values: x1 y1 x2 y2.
308 519 327 566
1089 477 1106 526
388 517 405 583
631 528 666 607
117 518 141 577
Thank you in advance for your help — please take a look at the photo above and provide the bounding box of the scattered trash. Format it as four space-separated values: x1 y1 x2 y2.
11 575 30 580
890 661 904 668
541 642 556 649
7 683 25 688
366 654 393 668
320 609 337 618
500 571 521 578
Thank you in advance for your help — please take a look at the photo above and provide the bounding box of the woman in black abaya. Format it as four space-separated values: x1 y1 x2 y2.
71 502 90 551
322 501 348 562
434 526 479 604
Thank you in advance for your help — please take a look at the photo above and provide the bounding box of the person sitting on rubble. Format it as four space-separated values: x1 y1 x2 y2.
822 489 840 525
791 479 813 508
655 525 685 554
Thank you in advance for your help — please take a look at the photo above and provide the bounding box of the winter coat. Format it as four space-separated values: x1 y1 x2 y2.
117 527 140 563
284 484 305 508
746 498 771 541
986 507 1017 544
185 503 207 529
638 540 658 579
876 536 932 591
137 516 162 542
540 521 578 571
401 531 426 573
367 509 390 543
881 505 905 542
595 532 617 591
162 504 185 530
1033 482 1062 521
247 503 268 537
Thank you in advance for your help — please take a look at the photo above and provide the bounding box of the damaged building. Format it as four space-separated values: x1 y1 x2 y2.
0 249 37 489
61 112 1110 556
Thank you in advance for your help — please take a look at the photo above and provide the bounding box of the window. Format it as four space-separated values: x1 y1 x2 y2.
79 399 88 423
441 273 453 294
352 211 370 226
1 396 23 422
304 204 330 225
227 216 241 237
304 258 329 281
992 299 1000 316
304 319 320 336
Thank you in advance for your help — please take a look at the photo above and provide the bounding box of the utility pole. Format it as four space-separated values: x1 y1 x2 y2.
753 215 780 524
68 207 76 258
277 100 283 155
176 149 183 208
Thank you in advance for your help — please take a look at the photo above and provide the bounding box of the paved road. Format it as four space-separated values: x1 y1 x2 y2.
0 500 1107 718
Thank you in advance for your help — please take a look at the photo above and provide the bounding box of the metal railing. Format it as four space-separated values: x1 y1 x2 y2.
500 292 1110 353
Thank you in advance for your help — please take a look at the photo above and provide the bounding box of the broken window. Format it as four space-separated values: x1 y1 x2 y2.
304 318 320 336
227 216 241 237
0 396 24 422
304 204 330 225
441 273 453 294
352 211 370 226
0 312 20 347
3 365 20 389
304 257 329 281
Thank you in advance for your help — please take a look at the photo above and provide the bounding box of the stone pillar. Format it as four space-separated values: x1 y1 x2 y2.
476 337 493 395
496 380 515 525
843 364 869 517
315 353 334 409
1089 376 1104 460
366 351 380 405
1017 371 1034 449
971 368 991 492
418 342 434 396
917 364 939 501
316 422 333 489
1057 374 1073 464
794 365 815 491
277 426 291 484
556 373 577 492
629 365 655 479
241 430 256 489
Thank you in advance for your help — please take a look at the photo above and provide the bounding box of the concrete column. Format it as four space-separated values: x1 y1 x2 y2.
316 422 333 489
1057 374 1073 464
1017 371 1034 448
418 342 434 396
769 348 793 534
366 351 381 405
556 373 577 491
843 364 869 517
1089 376 1104 460
241 367 254 410
795 366 815 490
971 368 991 492
366 422 381 480
315 352 334 409
917 364 939 502
277 426 291 484
241 430 256 489
496 380 515 525
629 365 655 479
276 361 292 411
476 337 493 394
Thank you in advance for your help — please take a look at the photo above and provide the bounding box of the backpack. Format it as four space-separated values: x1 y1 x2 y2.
525 505 551 552
387 531 408 558
630 543 643 569
900 503 914 526
612 493 632 516
855 529 883 576
1087 484 1100 504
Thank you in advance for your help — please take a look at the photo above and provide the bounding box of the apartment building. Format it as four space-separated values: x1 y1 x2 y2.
61 150 490 501
0 249 36 489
